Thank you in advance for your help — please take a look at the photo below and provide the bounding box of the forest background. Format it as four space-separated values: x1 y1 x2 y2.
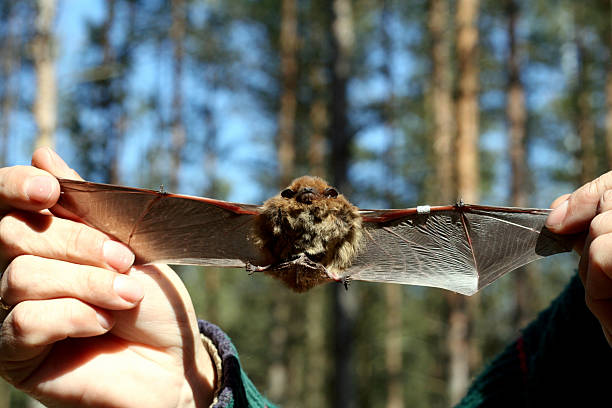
1 0 610 407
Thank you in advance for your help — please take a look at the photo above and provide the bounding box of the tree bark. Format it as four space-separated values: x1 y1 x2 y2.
277 0 298 186
0 5 19 168
380 3 404 407
32 0 56 150
329 1 357 407
170 0 186 191
576 37 596 185
268 1 299 402
449 0 479 405
428 0 454 203
506 0 531 330
304 62 329 407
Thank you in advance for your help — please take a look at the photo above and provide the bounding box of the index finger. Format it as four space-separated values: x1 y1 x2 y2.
0 166 59 213
546 171 612 234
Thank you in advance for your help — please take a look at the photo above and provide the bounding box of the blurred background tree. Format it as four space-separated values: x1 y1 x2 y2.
0 0 609 407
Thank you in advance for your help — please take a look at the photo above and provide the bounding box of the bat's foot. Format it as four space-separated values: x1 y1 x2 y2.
280 253 321 270
245 262 271 275
253 254 334 292
341 276 351 291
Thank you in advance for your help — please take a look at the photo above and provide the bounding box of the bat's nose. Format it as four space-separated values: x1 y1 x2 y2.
297 187 316 204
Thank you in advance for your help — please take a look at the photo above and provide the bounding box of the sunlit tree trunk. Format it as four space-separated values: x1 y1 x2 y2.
304 60 328 408
170 0 186 191
308 65 327 179
32 0 56 150
0 5 19 168
429 0 454 203
329 0 357 406
268 0 299 403
449 0 479 405
380 3 404 407
277 0 298 186
576 41 596 184
506 0 532 330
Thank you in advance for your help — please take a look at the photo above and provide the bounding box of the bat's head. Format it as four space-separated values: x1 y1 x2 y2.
280 176 340 205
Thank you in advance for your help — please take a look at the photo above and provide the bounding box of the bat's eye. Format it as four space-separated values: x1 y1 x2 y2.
323 188 338 198
281 188 296 199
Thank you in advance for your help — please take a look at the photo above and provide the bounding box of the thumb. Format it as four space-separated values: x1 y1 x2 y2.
546 171 612 234
31 147 84 181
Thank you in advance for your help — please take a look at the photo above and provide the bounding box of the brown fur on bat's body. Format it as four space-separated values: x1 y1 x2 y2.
251 176 363 292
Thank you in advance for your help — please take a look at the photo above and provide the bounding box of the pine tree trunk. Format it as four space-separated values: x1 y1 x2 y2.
0 5 19 168
380 4 404 407
304 62 328 407
308 66 327 179
268 0 299 403
576 37 596 185
170 0 186 191
506 0 531 330
428 0 454 203
32 0 56 150
277 0 298 186
449 0 479 404
329 0 357 406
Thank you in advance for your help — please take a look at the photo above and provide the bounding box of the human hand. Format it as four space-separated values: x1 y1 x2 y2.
546 171 612 346
0 148 215 407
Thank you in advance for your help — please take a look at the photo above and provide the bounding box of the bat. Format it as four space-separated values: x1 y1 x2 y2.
55 176 575 295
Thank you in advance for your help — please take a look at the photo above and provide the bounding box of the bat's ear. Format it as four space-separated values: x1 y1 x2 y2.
323 188 338 198
281 188 295 199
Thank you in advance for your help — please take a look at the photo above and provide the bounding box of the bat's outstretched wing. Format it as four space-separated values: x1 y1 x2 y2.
57 178 267 267
344 204 575 295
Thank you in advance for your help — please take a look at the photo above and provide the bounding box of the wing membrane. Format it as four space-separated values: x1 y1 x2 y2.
57 178 267 267
345 205 574 295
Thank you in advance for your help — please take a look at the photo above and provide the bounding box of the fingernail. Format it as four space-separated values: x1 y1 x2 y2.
25 176 54 203
113 274 144 304
96 310 114 330
103 240 135 271
546 199 568 228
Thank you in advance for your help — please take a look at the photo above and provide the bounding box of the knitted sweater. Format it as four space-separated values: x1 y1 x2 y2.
199 275 612 407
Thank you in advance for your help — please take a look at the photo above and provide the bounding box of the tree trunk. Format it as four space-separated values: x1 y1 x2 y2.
170 0 186 191
576 37 596 185
32 0 56 150
308 66 327 179
268 0 299 402
0 5 19 168
380 4 404 407
449 0 479 405
329 1 357 407
277 0 298 186
304 62 329 407
428 0 454 203
506 0 532 330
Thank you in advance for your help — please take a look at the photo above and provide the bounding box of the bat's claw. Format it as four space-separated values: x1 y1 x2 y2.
341 276 351 291
245 262 271 275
